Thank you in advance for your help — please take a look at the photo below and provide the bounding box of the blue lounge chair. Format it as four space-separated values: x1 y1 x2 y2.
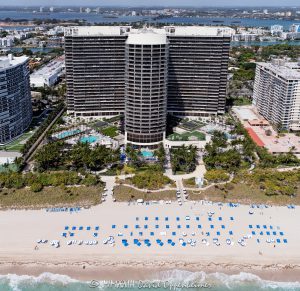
229 231 233 235
208 217 212 221
198 225 202 229
165 217 169 221
145 217 148 221
280 232 284 236
260 231 263 235
64 226 69 230
252 231 256 235
196 217 200 221
176 217 180 221
171 242 175 246
155 225 159 229
276 239 281 243
210 225 214 229
182 242 187 246
62 233 67 237
270 226 273 229
172 232 176 236
95 226 99 231
93 233 98 237
263 225 267 229
217 231 220 236
186 225 190 229
150 232 154 236
256 225 260 229
177 225 181 229
230 217 234 221
135 225 139 229
166 225 170 229
273 231 277 235
266 231 270 235
70 233 74 237
218 217 222 221
124 225 128 229
155 217 159 221
139 232 143 236
86 226 91 230
221 225 225 229
283 239 288 243
144 225 148 229
72 226 76 230
112 225 116 229
249 225 253 229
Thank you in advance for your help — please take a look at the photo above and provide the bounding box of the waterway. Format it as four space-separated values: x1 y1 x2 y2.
0 10 298 29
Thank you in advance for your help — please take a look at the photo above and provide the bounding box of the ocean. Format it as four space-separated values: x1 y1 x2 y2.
0 10 297 29
0 270 299 291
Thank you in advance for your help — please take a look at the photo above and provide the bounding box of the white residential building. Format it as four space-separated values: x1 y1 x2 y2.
30 56 65 87
271 25 284 36
253 59 300 131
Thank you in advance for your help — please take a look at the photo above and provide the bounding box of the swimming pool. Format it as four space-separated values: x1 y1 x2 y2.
80 136 99 143
141 150 154 158
56 129 81 139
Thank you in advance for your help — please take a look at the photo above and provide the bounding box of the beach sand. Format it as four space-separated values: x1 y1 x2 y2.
0 200 299 282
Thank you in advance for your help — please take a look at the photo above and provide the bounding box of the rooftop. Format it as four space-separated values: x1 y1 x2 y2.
0 55 28 70
257 59 300 80
65 25 233 38
127 31 167 45
30 55 65 79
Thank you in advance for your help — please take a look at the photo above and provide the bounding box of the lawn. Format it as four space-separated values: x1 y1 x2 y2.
168 131 205 141
0 186 103 209
0 131 34 152
188 181 300 205
113 185 176 202
101 126 118 138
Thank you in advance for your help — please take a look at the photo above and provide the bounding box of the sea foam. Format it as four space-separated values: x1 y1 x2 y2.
0 270 300 291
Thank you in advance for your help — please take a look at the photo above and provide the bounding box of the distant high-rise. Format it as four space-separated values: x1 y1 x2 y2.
65 26 230 145
0 55 32 145
253 59 300 131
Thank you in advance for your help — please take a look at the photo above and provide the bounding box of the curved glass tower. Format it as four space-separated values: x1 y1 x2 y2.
125 32 168 146
0 55 32 145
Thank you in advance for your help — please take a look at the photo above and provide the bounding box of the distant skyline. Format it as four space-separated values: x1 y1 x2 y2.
2 0 300 7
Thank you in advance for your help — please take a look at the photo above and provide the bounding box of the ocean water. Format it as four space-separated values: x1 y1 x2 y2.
0 270 299 291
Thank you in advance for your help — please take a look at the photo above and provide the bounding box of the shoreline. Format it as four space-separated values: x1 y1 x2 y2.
1 257 300 282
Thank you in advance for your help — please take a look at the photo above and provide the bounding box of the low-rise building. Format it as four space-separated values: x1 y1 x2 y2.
30 55 65 87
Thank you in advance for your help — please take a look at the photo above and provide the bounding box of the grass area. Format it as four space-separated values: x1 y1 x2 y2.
101 126 118 138
0 185 103 209
113 185 176 202
167 131 205 141
188 175 300 206
0 164 19 173
182 177 196 188
0 131 34 152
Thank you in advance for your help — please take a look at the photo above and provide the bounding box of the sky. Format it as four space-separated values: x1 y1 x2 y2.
2 0 300 7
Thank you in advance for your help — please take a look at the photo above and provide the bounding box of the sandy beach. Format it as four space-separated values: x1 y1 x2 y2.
0 199 300 282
